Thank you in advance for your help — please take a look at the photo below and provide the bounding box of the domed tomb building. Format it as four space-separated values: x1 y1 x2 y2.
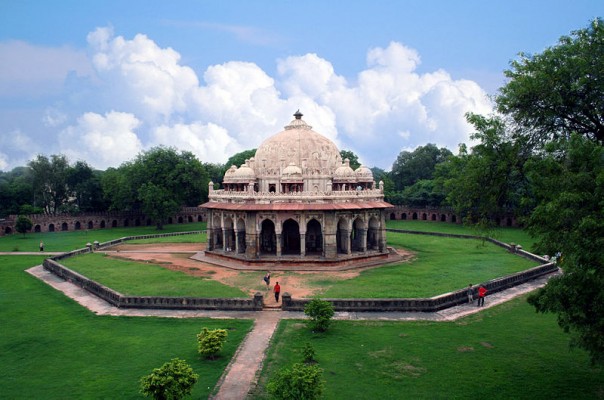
200 111 393 267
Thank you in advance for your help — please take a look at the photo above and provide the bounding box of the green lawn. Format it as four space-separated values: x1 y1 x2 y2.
255 297 604 399
0 222 206 252
0 255 253 399
320 232 537 298
386 220 538 251
61 253 247 297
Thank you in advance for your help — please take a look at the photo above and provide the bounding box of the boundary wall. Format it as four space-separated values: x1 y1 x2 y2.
41 229 557 313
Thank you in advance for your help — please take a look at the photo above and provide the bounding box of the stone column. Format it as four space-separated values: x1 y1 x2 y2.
235 230 240 254
276 233 282 257
359 228 367 252
300 233 306 256
222 229 229 252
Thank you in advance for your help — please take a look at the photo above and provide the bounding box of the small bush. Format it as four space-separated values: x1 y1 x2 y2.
302 342 316 364
304 299 335 332
197 327 228 359
139 358 198 400
267 362 324 400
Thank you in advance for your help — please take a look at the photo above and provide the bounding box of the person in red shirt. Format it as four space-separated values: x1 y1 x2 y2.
477 285 487 307
274 282 281 302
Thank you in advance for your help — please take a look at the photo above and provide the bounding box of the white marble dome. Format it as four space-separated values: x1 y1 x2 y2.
253 110 342 178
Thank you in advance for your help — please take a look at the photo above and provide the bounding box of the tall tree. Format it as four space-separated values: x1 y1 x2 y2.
495 19 604 364
28 154 70 214
497 18 604 145
390 144 452 191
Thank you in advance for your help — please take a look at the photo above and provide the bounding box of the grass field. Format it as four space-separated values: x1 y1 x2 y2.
0 255 253 399
255 297 604 399
61 252 247 297
0 222 206 252
317 232 537 298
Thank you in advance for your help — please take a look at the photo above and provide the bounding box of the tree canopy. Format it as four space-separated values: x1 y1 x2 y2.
497 18 604 145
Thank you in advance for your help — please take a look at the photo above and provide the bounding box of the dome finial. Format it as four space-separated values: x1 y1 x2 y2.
293 109 303 119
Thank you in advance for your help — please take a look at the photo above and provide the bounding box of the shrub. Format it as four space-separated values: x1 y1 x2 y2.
197 327 228 360
302 342 316 364
267 362 324 400
139 358 198 400
304 299 335 332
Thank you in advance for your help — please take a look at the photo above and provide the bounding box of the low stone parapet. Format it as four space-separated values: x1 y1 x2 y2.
281 262 558 312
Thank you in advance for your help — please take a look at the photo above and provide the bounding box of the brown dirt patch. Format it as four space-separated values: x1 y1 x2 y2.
104 243 413 300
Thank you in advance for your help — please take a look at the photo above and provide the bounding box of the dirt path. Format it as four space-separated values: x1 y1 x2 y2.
105 243 411 299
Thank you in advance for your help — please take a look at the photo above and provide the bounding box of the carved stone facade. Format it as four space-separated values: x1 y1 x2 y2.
201 111 393 267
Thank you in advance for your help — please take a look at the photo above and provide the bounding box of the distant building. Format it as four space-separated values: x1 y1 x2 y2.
201 111 394 267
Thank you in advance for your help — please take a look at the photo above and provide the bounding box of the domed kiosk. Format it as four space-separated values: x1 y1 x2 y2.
200 111 396 269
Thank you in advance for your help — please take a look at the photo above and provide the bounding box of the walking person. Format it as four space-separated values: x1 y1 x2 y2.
477 285 487 307
263 272 271 289
274 282 281 302
467 284 474 304
39 241 44 252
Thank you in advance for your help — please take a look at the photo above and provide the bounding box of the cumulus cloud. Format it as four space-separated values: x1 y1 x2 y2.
58 111 143 169
2 28 492 171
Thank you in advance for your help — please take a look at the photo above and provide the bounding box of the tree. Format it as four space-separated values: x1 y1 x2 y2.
197 327 228 360
139 358 198 400
436 114 531 228
103 147 209 228
15 216 32 235
390 144 452 191
340 150 361 170
28 154 70 214
267 363 324 400
497 18 604 146
304 299 334 332
526 134 604 364
494 19 604 364
224 149 256 169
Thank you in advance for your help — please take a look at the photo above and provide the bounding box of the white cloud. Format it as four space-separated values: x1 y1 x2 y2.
150 122 238 164
58 111 143 169
1 29 492 171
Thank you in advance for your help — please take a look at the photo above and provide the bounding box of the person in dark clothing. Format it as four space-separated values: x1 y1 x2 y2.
274 282 281 302
263 272 271 289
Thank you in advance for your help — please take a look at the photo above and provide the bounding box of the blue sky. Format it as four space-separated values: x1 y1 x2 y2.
0 1 601 171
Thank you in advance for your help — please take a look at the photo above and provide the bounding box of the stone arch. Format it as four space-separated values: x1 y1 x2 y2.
336 217 351 254
282 218 300 255
178 216 183 223
188 216 193 223
197 215 203 222
34 225 41 233
306 218 322 255
412 212 418 220
112 220 118 228
223 217 235 252
87 221 94 229
49 224 55 232
452 215 457 223
61 222 68 231
74 221 81 230
123 219 129 227
440 214 447 222
431 214 437 221
236 218 246 254
212 215 223 250
4 226 12 235
351 217 366 252
422 213 427 221
389 212 396 220
260 219 276 254
401 213 407 220
100 220 106 228
367 216 380 250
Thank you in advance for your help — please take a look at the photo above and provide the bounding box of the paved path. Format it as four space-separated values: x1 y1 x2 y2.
26 265 557 399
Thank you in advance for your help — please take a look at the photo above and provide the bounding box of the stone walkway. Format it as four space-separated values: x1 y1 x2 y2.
26 265 557 399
